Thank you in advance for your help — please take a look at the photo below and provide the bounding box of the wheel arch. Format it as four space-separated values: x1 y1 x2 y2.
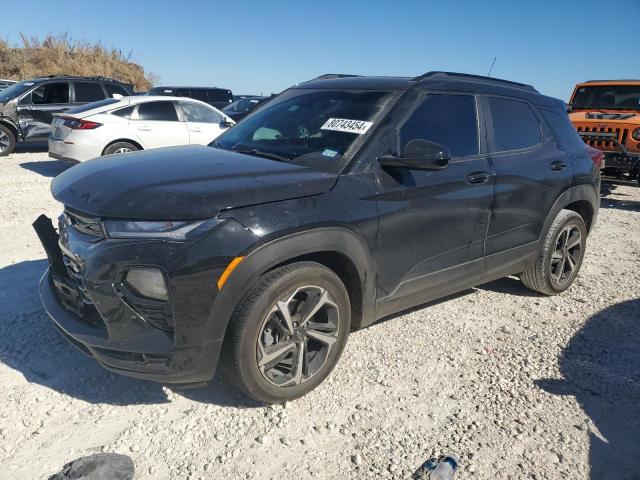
541 184 599 239
206 227 376 343
0 117 20 140
101 138 144 155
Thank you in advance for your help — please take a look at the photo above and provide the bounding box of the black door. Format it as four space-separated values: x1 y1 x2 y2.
17 82 71 141
375 93 494 316
483 96 575 275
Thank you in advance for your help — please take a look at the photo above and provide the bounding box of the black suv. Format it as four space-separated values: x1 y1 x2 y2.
146 86 234 109
34 72 600 403
0 76 133 155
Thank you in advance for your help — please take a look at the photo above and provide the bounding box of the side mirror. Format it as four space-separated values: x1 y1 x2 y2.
220 118 235 128
566 103 573 113
379 139 451 170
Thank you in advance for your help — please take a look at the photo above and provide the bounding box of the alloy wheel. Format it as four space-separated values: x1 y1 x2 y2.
550 224 582 288
0 130 9 153
113 147 132 154
257 285 340 387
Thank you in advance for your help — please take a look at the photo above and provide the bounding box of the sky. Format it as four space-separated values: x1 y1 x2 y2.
2 0 639 101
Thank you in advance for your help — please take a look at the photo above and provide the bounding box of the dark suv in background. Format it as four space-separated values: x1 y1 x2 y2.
0 75 133 155
35 71 600 404
146 86 233 109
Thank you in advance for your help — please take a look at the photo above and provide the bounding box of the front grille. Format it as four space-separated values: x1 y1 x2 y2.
62 254 94 305
577 125 629 150
64 210 104 238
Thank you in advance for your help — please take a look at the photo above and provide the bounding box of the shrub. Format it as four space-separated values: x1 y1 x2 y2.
0 33 157 91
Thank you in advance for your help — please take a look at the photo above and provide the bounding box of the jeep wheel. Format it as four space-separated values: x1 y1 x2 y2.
520 209 587 295
0 125 16 156
223 261 351 404
102 141 139 156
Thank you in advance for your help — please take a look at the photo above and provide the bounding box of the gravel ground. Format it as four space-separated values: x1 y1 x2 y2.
1 146 639 480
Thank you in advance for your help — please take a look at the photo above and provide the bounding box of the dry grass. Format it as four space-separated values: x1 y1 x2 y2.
0 33 157 91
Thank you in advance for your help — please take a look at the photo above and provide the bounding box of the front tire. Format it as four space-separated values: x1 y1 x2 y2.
520 209 587 295
102 141 139 156
223 261 351 404
0 125 16 156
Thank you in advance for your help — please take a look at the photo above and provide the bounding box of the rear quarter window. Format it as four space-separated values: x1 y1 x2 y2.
539 107 587 154
111 105 135 118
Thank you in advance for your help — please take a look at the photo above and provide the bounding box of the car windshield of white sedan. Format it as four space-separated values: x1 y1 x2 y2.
213 89 393 172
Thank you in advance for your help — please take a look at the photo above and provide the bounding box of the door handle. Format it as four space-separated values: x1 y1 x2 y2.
466 172 491 184
137 126 152 131
550 161 567 171
190 128 203 132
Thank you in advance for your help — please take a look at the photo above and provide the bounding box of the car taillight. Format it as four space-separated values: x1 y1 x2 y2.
62 118 102 130
587 146 602 168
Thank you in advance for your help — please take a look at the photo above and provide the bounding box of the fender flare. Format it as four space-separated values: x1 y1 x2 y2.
205 227 376 342
540 184 599 240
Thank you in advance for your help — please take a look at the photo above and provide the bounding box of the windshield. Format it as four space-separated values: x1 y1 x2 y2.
0 80 36 102
213 88 394 172
572 85 640 111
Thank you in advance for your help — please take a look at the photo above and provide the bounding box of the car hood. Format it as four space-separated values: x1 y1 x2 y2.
52 145 338 220
569 110 640 122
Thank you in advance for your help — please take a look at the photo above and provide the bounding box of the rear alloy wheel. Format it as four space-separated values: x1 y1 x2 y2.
520 209 587 295
223 261 351 403
0 125 16 156
103 141 139 156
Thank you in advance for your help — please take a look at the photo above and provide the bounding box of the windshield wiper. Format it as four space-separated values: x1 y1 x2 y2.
234 148 290 163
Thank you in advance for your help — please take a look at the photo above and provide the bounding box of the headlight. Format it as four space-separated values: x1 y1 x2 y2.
103 219 222 240
631 128 640 142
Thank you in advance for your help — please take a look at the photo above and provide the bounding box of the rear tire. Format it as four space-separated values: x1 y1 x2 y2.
222 261 351 404
0 125 16 156
520 209 587 295
102 141 139 156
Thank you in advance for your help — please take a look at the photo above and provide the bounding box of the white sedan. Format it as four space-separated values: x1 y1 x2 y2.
48 96 235 162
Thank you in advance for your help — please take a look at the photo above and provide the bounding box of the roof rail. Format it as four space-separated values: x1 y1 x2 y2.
413 71 538 92
308 74 362 81
41 74 122 83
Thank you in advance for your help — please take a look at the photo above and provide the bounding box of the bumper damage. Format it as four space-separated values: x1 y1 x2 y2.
32 213 259 384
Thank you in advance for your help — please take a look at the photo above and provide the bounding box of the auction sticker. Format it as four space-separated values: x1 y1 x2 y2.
321 118 373 135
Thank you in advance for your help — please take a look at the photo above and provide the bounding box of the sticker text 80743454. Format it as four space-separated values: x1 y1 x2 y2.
320 118 373 135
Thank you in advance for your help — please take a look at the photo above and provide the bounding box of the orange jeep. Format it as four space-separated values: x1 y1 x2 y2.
568 80 640 184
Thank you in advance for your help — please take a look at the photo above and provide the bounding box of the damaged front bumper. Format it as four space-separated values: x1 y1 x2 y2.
32 213 259 384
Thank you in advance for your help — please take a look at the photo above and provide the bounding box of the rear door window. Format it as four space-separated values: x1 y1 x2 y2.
400 94 479 158
74 82 106 102
31 82 70 104
137 101 179 121
488 97 541 151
